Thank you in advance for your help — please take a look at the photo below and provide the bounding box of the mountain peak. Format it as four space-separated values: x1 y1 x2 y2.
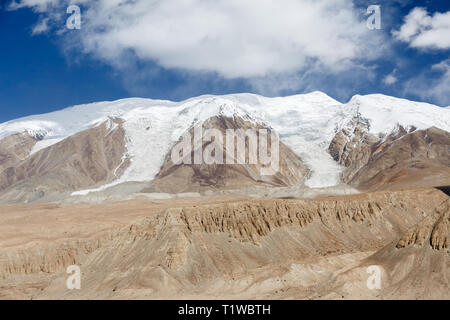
346 93 450 135
0 91 449 197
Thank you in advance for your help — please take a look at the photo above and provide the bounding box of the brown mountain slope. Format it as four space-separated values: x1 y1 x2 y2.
330 124 450 191
0 119 129 203
147 115 310 193
0 132 38 174
348 198 450 299
0 188 447 299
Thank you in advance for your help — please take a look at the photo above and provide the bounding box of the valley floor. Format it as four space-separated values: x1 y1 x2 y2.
0 188 448 300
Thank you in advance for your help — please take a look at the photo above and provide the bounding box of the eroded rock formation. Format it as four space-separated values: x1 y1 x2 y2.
0 188 447 299
329 121 450 190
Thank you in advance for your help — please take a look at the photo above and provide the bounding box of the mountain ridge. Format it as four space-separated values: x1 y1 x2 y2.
0 92 449 202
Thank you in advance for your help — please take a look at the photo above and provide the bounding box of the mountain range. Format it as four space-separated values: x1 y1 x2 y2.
0 92 449 300
0 91 448 203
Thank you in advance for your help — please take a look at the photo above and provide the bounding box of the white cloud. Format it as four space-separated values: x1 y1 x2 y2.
8 0 59 12
383 74 397 85
429 60 450 104
393 7 450 49
9 0 382 80
404 59 450 106
383 69 398 85
31 17 49 34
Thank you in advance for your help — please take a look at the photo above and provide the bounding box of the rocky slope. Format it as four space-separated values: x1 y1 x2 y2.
0 92 448 201
0 188 447 299
329 119 450 190
0 132 38 174
147 115 309 193
396 198 449 251
0 92 449 300
0 118 129 203
354 198 450 299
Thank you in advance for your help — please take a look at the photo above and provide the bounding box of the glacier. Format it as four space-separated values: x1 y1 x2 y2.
0 91 449 194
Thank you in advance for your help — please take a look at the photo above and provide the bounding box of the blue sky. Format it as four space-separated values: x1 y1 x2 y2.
0 0 449 123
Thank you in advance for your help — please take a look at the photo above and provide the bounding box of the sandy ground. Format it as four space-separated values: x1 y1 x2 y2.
0 188 448 300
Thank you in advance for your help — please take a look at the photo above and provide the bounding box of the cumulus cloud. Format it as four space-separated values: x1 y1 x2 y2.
9 0 382 80
393 7 450 49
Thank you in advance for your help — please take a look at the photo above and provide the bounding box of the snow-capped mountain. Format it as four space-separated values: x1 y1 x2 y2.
0 92 449 201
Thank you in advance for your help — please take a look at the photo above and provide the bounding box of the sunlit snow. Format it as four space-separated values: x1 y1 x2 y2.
1 92 449 194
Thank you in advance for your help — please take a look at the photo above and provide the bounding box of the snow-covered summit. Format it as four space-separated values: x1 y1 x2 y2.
343 94 450 134
1 91 449 192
